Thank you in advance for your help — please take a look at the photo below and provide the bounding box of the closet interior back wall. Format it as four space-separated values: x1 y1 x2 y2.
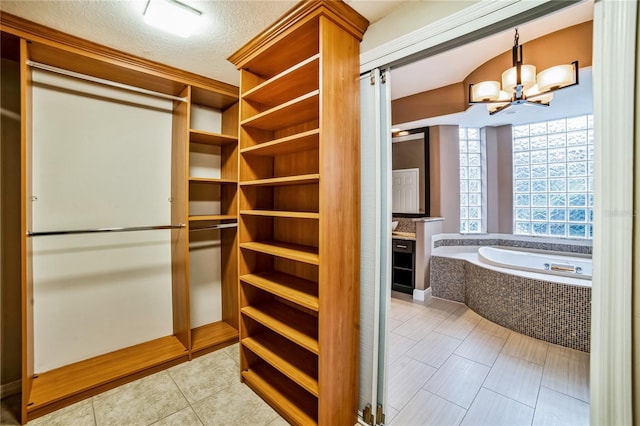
188 105 225 329
31 69 174 372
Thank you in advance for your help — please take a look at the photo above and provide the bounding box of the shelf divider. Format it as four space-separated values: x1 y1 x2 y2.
240 174 319 188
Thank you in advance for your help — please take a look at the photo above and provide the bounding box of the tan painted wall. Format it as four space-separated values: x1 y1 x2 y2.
429 125 459 233
1 56 22 387
393 22 593 125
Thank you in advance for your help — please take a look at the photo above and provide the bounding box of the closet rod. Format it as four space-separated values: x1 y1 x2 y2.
190 223 238 232
27 224 185 237
26 60 188 103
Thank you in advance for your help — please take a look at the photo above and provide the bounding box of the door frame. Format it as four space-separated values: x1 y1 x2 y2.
359 0 637 423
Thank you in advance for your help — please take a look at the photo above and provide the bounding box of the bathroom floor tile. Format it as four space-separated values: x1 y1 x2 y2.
393 310 442 341
473 318 512 339
168 348 239 403
387 331 419 365
191 381 281 426
390 390 466 426
502 332 549 365
218 342 240 366
405 331 462 368
542 344 590 402
422 297 465 321
93 371 188 426
532 386 589 426
483 353 543 408
433 307 482 340
454 330 507 366
0 394 20 426
461 388 534 426
387 356 437 411
423 355 490 409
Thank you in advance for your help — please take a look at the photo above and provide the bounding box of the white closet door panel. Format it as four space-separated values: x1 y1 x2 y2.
33 232 173 373
30 70 174 372
189 230 222 328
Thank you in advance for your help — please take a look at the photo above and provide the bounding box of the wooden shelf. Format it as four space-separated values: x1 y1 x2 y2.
191 321 238 354
239 241 319 265
240 129 319 157
240 271 318 312
189 130 237 146
240 174 319 187
243 334 318 396
240 91 319 131
243 55 319 106
241 303 318 354
189 215 237 222
240 210 319 220
242 365 318 426
28 336 187 412
189 177 237 184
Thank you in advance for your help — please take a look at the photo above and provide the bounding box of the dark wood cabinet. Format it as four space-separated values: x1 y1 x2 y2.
392 238 415 294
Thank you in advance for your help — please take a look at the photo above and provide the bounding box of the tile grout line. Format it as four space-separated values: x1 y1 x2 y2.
165 369 204 426
91 397 97 426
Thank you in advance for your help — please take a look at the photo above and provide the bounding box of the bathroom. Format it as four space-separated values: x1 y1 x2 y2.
385 3 594 423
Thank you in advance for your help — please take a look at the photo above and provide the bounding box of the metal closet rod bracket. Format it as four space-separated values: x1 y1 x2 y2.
27 224 186 237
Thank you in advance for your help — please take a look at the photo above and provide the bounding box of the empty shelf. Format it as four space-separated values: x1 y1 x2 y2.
189 130 237 145
241 91 319 131
242 365 318 425
191 321 238 354
189 177 237 184
240 174 319 187
240 210 319 220
239 241 319 265
241 303 318 354
28 336 187 413
189 215 237 222
243 55 319 106
242 333 318 396
240 271 318 312
240 129 319 157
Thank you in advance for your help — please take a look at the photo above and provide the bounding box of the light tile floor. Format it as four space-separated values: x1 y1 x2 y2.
0 344 287 426
386 293 590 426
0 295 591 426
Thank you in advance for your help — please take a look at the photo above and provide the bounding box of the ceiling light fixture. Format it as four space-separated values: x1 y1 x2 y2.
468 28 578 115
143 0 202 38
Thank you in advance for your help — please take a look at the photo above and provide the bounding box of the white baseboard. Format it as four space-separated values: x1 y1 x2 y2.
413 287 431 301
1 380 21 399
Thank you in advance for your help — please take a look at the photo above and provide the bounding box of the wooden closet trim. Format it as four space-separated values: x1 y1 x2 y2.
227 0 369 68
0 12 238 107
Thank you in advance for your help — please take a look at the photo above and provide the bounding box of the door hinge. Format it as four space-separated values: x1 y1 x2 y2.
363 404 374 425
370 73 376 85
380 72 386 84
376 404 385 425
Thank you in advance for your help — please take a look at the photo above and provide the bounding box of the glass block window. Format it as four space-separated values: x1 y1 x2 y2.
459 128 485 233
512 114 594 239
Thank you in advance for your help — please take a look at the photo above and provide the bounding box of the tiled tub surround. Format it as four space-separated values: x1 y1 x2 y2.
433 233 592 255
430 246 591 352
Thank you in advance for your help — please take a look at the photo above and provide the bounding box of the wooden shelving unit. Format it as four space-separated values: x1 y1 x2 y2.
2 13 242 422
229 2 368 424
184 85 240 357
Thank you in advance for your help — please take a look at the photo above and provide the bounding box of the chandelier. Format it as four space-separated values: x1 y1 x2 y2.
468 28 579 115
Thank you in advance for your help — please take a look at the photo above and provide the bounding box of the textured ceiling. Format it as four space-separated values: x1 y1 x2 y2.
0 0 404 87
